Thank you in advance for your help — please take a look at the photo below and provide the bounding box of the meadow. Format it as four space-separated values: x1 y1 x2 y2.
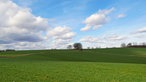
0 48 146 82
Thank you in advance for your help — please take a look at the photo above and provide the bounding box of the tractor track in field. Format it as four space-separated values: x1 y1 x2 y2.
0 52 45 58
0 54 31 58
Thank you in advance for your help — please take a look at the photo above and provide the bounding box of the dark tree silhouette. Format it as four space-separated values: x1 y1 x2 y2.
121 43 126 48
67 45 72 49
127 43 132 47
73 43 82 50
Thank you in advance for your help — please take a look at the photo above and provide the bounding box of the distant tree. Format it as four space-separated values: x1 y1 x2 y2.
67 45 72 49
73 43 82 50
142 42 146 46
0 50 5 52
127 43 132 47
5 49 15 52
121 43 126 48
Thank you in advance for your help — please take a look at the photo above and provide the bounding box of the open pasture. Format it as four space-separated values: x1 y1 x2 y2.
0 48 146 82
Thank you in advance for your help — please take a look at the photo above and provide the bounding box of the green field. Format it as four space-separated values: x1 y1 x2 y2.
0 48 146 82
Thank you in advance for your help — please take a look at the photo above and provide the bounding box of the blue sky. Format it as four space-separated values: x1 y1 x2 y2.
0 0 146 49
13 0 146 32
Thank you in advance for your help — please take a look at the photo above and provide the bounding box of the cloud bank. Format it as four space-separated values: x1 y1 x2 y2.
0 0 75 49
0 0 49 44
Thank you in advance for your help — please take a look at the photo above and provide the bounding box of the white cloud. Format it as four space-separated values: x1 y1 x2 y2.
0 0 49 45
79 33 129 48
0 42 48 50
135 27 146 33
80 34 127 45
105 34 128 41
133 34 146 39
131 27 146 41
81 8 114 31
117 14 126 18
47 26 75 49
80 36 100 43
0 0 76 49
48 26 75 40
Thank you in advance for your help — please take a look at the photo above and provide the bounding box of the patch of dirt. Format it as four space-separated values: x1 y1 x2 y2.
0 54 31 58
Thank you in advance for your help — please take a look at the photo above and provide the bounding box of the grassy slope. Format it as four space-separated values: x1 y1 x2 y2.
0 48 146 82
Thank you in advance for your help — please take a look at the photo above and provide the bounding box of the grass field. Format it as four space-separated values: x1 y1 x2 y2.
0 48 146 82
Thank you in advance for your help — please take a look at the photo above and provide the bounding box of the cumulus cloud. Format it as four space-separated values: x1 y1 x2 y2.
0 0 76 49
117 14 126 18
0 0 49 44
0 0 76 50
81 8 114 31
48 26 75 39
47 26 75 49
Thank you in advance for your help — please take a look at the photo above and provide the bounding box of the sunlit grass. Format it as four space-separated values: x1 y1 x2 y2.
0 48 146 82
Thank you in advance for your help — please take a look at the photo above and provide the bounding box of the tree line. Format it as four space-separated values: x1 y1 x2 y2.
67 43 82 50
0 49 15 52
121 42 146 48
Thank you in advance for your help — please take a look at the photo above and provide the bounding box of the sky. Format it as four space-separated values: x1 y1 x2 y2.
0 0 146 50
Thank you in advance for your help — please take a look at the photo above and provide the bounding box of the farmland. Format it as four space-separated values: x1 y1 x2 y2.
0 48 146 82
